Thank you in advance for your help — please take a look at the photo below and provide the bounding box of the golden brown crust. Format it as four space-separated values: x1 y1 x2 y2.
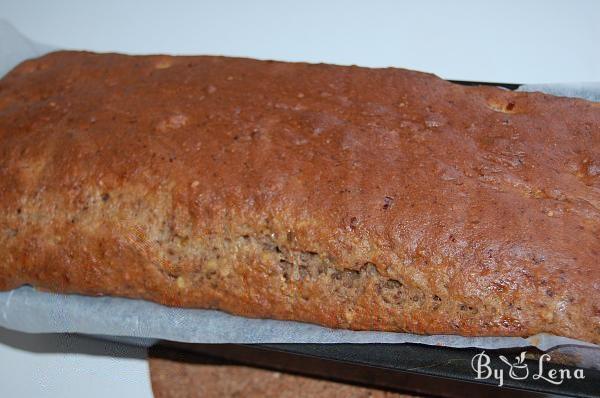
0 51 599 343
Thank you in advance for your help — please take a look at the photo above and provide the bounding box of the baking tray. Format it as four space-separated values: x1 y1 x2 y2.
154 80 599 398
154 342 600 397
449 80 521 89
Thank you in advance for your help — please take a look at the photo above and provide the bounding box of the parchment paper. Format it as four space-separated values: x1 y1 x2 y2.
0 21 598 360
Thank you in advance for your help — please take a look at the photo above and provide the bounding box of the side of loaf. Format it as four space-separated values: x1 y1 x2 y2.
0 51 598 343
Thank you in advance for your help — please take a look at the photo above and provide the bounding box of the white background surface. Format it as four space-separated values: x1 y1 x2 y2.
2 0 600 83
0 329 152 397
0 1 599 397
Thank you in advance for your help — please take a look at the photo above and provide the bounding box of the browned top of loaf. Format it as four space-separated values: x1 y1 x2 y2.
0 51 599 343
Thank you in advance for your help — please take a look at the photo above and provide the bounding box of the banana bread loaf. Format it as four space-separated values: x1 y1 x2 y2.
0 51 598 343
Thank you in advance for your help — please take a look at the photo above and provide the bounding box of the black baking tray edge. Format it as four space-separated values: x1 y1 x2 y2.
449 80 521 90
153 79 595 397
154 342 600 398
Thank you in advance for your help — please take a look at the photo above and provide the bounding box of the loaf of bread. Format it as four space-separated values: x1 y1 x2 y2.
0 51 598 343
